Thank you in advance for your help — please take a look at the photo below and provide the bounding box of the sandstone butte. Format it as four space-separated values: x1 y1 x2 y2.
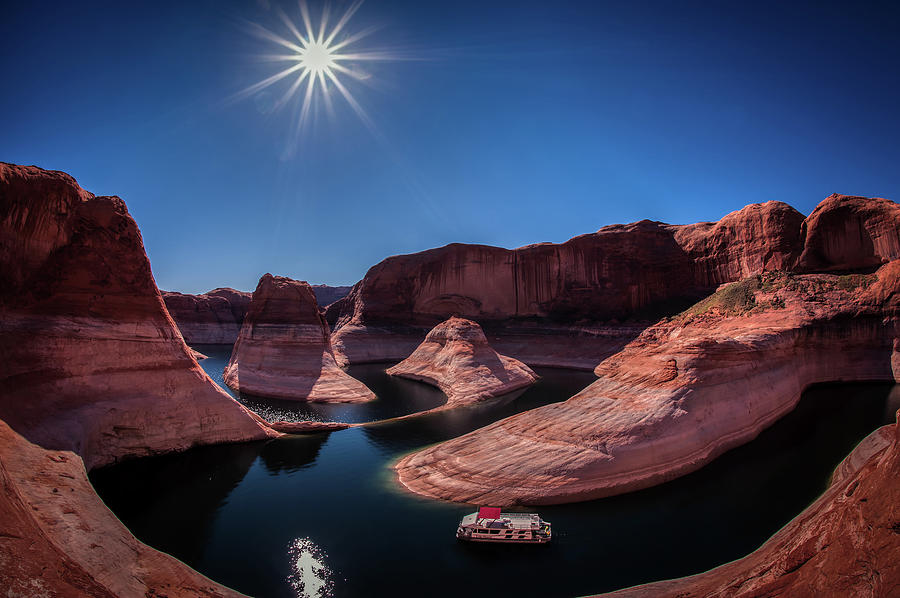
162 287 251 345
386 317 538 410
223 273 375 403
0 163 345 596
164 284 351 346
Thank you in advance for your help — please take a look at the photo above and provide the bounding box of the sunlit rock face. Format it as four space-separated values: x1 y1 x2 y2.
0 163 271 596
162 287 251 345
224 273 375 402
396 261 900 505
387 317 537 408
329 201 809 366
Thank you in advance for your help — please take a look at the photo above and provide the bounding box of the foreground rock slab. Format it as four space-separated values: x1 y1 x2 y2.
387 317 537 409
224 274 375 402
396 262 900 505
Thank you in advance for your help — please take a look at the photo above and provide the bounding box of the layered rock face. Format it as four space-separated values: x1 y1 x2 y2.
224 274 375 402
396 262 900 505
330 201 810 365
600 410 900 598
386 317 537 408
162 287 251 345
0 163 275 595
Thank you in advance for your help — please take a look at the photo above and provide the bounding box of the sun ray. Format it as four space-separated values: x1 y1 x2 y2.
328 25 380 53
299 0 316 44
233 62 305 101
317 4 330 45
324 0 364 46
244 21 304 54
275 4 308 47
275 68 311 110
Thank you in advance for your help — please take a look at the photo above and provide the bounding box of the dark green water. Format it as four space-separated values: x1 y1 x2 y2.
91 346 899 597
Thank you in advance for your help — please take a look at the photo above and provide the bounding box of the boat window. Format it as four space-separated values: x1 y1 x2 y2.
489 529 500 534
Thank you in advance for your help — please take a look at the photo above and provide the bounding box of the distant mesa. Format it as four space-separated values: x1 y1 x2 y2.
163 287 251 345
164 284 351 346
387 317 537 409
224 273 375 403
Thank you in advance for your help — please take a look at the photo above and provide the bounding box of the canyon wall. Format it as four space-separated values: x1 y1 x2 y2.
396 262 900 505
164 285 351 346
0 163 277 596
162 288 251 345
224 274 374 402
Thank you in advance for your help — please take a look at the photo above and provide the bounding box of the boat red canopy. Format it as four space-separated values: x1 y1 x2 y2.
478 507 501 520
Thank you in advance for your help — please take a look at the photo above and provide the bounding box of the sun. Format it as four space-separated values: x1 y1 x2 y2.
238 0 391 141
300 41 336 74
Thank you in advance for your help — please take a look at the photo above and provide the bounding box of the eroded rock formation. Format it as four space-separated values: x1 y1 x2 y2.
386 317 537 408
162 287 251 345
224 274 375 402
396 262 900 505
0 163 277 595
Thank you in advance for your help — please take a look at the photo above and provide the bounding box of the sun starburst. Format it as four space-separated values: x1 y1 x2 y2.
238 0 390 147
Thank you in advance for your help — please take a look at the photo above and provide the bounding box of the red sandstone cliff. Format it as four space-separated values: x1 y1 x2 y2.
0 163 277 595
386 317 537 408
396 262 900 505
330 201 811 366
162 288 251 345
224 274 375 402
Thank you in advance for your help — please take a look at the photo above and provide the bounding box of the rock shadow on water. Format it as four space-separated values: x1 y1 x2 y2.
89 440 265 565
362 367 598 456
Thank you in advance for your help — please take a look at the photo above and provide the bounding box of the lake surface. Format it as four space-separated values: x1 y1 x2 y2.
91 346 899 597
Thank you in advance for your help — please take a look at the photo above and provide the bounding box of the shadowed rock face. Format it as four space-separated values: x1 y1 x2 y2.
162 288 251 345
224 274 375 402
396 262 900 506
0 163 274 596
798 193 900 273
310 284 352 308
386 317 537 408
598 411 900 598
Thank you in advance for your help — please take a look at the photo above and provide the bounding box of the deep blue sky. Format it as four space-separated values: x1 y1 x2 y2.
3 1 899 293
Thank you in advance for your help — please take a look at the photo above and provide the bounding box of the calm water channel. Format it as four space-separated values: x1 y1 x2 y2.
91 345 899 597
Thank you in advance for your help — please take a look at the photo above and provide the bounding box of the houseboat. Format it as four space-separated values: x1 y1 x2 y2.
456 507 551 543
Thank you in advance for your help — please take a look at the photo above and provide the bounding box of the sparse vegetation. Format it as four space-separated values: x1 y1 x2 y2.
836 273 876 292
680 277 759 319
